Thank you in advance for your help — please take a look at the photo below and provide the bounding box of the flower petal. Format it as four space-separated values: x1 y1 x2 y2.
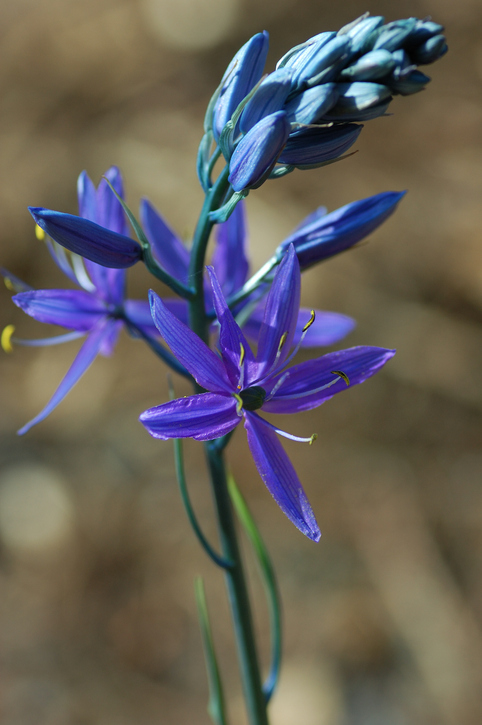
13 289 106 331
149 290 232 393
244 412 321 541
17 317 115 435
263 346 395 413
29 207 142 269
277 191 406 269
211 200 249 298
256 245 301 376
96 167 130 236
206 266 256 387
140 393 239 441
140 199 190 284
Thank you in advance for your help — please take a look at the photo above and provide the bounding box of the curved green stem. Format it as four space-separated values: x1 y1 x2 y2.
173 437 233 570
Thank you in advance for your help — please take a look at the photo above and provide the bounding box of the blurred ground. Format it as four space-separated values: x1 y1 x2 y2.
1 1 482 724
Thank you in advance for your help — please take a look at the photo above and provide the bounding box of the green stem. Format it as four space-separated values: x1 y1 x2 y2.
188 165 231 345
205 442 269 725
187 163 268 724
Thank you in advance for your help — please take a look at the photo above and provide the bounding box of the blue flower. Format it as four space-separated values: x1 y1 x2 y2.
275 190 406 268
140 246 394 540
141 198 357 348
7 168 158 435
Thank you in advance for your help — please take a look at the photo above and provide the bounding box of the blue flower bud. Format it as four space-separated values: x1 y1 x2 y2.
276 191 406 268
29 207 142 268
408 20 444 44
390 69 431 95
228 111 291 192
323 82 392 121
293 36 350 89
240 68 293 134
277 32 335 72
213 32 269 142
284 83 339 125
338 16 385 55
278 124 362 167
372 18 417 52
340 49 396 82
411 34 448 64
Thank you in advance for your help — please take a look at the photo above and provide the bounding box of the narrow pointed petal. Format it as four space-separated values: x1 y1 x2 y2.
277 191 406 269
244 412 320 541
263 346 395 414
77 171 97 223
140 393 239 441
12 289 106 331
29 207 142 269
17 317 115 435
78 168 128 304
211 201 249 298
149 290 232 393
256 245 301 375
96 167 130 236
140 199 190 284
206 267 256 386
98 318 123 356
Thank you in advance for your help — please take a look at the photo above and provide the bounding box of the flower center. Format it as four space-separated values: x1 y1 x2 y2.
239 385 267 411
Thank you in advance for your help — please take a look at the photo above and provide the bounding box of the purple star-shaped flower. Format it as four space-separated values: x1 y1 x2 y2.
140 246 394 540
10 167 157 435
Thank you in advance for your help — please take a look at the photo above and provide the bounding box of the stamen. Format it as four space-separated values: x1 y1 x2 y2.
302 309 316 333
331 370 350 386
278 332 288 351
264 311 317 382
265 371 290 402
3 277 14 291
237 343 246 391
253 413 317 444
233 393 244 417
35 224 45 241
1 325 15 353
278 371 348 400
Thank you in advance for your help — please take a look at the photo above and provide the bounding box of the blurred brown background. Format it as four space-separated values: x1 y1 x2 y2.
1 1 482 723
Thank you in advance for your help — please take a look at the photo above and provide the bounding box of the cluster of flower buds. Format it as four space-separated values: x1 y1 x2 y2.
204 14 447 192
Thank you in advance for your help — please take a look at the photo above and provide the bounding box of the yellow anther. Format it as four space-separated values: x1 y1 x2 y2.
35 224 45 241
233 393 244 417
278 331 288 351
1 325 15 353
4 277 14 291
309 433 318 446
302 310 316 333
331 370 350 386
239 342 245 367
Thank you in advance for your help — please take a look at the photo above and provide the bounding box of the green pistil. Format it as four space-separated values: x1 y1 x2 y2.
239 386 267 412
